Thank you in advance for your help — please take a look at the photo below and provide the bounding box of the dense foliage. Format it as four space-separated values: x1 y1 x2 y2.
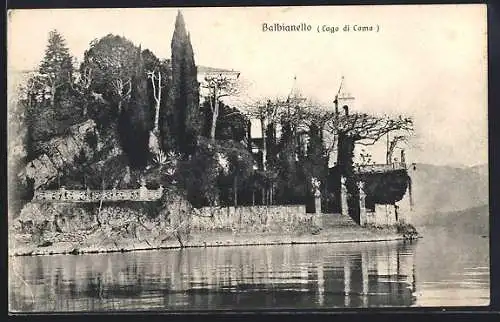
118 47 152 169
200 99 249 142
24 30 83 159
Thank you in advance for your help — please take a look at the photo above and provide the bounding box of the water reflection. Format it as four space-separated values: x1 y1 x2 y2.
413 227 490 307
9 241 419 312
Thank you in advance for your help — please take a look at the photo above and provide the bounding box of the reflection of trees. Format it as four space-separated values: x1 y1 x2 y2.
10 242 418 311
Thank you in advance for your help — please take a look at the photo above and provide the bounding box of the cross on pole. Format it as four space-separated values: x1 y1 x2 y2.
334 76 355 117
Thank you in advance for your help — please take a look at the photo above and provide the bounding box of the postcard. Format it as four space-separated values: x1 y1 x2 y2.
7 5 488 312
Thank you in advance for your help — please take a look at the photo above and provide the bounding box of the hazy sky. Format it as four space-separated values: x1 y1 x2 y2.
7 5 487 166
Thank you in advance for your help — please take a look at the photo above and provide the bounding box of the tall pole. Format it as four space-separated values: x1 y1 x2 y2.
335 76 344 117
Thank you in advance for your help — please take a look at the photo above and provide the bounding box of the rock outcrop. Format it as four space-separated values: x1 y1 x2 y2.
11 188 193 254
19 119 122 189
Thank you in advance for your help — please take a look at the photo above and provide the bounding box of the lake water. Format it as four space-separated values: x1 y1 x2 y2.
9 226 489 312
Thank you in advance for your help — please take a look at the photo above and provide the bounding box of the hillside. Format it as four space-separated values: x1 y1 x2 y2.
420 205 489 235
406 163 488 225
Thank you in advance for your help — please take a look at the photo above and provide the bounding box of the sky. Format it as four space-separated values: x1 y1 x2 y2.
7 5 487 167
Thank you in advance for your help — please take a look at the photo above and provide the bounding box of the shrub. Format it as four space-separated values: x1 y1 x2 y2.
395 222 419 240
84 131 98 149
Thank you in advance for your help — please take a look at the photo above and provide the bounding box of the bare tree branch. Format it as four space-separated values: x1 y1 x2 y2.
202 73 241 139
69 67 93 96
322 111 413 148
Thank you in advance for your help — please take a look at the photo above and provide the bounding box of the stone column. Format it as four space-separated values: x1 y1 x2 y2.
314 191 321 215
312 177 322 228
139 180 147 200
358 181 367 226
340 176 349 217
59 186 66 200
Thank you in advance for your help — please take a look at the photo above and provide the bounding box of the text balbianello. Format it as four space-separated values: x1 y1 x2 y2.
262 23 312 32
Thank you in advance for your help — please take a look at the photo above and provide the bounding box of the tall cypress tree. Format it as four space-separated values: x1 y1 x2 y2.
161 11 200 157
118 46 151 169
183 32 200 155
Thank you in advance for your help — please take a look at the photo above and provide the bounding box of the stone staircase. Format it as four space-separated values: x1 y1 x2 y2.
321 213 358 228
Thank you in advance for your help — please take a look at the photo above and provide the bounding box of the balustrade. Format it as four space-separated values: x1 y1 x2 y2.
32 186 164 203
356 162 406 173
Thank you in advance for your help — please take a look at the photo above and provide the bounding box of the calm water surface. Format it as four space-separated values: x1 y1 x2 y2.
9 226 489 311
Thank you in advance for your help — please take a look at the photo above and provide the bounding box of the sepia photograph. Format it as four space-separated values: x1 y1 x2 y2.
7 5 488 312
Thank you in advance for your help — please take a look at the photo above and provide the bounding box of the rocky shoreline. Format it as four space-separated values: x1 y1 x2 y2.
9 226 418 257
9 199 420 257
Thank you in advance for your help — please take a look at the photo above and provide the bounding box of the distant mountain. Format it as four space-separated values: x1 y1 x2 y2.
470 163 489 178
406 163 488 225
420 205 489 235
197 65 237 74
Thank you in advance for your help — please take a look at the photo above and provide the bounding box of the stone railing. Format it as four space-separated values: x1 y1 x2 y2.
32 186 164 203
355 162 406 173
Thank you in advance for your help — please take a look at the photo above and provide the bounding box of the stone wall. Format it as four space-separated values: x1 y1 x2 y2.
190 205 313 232
365 204 398 226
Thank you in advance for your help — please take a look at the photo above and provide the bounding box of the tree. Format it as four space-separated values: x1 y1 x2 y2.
175 137 221 207
118 47 153 169
217 140 254 207
23 31 84 157
275 117 300 204
142 49 171 154
38 30 73 107
80 34 138 113
142 50 169 134
16 73 40 160
272 94 316 205
304 123 327 173
243 94 318 205
202 72 240 140
323 111 413 222
69 61 94 117
79 34 161 167
245 98 282 171
200 99 248 142
386 134 407 164
8 74 32 216
326 113 413 171
162 11 200 157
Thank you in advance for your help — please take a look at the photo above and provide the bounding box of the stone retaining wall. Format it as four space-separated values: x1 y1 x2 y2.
365 205 398 226
190 205 314 232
